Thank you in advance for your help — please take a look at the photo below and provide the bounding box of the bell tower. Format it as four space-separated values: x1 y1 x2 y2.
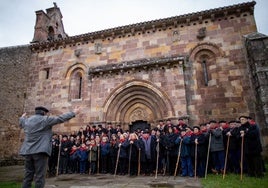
32 2 68 43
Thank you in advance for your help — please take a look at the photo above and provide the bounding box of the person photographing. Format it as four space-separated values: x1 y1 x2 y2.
19 106 81 188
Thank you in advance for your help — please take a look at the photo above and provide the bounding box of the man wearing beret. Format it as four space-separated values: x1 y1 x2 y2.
238 115 263 178
19 106 80 188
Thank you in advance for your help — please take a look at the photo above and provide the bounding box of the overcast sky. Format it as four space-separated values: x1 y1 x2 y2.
0 0 267 48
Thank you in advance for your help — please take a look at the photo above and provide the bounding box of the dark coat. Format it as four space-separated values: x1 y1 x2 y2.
118 140 129 159
175 135 192 157
161 133 178 157
210 128 224 152
60 140 72 157
191 133 207 159
77 148 88 161
126 139 141 162
100 142 110 156
238 122 262 155
139 135 157 162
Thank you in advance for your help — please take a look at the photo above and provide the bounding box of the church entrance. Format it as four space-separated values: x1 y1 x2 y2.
129 120 150 133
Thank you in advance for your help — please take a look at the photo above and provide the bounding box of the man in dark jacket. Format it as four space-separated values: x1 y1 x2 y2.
19 106 80 188
238 116 264 178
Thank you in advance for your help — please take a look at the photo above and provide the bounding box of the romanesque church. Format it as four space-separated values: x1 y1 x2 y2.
0 1 267 161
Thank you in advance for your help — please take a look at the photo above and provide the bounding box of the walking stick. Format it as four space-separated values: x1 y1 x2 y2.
194 141 198 179
174 139 182 178
114 145 121 177
138 148 141 176
223 135 230 179
56 141 61 176
97 145 100 174
240 135 244 181
205 133 211 179
89 148 92 175
128 143 132 176
163 150 169 176
155 141 160 179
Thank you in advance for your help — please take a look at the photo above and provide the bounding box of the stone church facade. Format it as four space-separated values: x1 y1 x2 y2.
0 1 267 162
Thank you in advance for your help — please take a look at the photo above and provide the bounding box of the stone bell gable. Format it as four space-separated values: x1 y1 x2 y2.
32 2 67 43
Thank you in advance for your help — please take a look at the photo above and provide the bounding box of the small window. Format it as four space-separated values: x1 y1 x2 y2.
70 71 83 100
39 68 50 80
202 60 209 86
45 68 50 79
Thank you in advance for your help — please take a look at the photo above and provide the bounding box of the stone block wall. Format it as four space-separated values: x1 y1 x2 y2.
244 33 268 157
0 45 31 160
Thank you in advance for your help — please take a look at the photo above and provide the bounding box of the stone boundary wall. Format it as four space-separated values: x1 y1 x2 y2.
244 34 268 158
0 45 31 161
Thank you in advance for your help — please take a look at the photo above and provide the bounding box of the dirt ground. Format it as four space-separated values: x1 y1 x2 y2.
0 165 203 188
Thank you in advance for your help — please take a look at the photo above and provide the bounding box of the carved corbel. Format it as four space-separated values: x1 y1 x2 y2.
198 16 203 24
236 8 241 17
211 14 215 22
186 18 190 26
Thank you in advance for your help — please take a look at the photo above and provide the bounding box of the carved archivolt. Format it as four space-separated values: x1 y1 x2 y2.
103 79 175 123
189 42 224 61
64 62 87 79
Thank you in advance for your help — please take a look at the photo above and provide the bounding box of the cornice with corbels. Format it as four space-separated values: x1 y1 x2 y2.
30 1 255 53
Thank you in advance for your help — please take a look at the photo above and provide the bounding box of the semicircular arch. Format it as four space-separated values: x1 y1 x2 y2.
103 79 175 123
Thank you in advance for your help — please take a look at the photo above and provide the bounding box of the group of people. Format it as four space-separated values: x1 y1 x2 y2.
48 116 265 179
19 106 265 188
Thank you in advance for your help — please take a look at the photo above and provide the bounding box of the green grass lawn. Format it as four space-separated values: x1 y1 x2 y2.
0 182 22 188
201 173 268 188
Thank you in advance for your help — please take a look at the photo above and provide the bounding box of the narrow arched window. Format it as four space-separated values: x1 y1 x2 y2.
202 60 209 86
70 71 83 100
48 26 55 41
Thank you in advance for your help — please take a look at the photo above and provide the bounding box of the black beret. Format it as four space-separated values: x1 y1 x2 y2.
239 115 249 120
35 106 49 113
193 126 200 130
228 120 236 124
143 130 150 134
209 120 217 124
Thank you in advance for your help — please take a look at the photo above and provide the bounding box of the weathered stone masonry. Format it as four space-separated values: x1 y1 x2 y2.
0 46 31 163
0 1 267 163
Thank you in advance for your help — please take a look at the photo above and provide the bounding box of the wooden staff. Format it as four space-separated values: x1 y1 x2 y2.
155 141 160 179
240 135 244 181
128 143 132 176
137 148 141 176
205 133 211 179
97 145 100 174
163 150 169 176
194 141 198 179
114 144 121 177
56 141 61 176
88 147 92 175
174 139 182 178
223 134 230 179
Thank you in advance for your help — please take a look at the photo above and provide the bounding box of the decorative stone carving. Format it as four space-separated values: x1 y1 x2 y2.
172 30 180 42
130 108 148 122
197 27 206 40
95 43 102 54
74 49 82 57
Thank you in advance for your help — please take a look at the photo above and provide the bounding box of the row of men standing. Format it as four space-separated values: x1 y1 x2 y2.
48 115 264 178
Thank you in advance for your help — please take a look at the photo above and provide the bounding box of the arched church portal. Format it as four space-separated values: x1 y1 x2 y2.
103 80 175 129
